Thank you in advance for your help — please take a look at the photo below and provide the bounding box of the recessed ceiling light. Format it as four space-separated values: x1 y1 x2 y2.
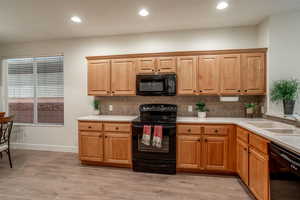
70 16 82 23
139 9 149 17
216 1 229 10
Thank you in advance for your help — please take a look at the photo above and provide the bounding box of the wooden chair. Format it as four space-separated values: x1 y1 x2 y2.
0 112 5 117
0 116 14 168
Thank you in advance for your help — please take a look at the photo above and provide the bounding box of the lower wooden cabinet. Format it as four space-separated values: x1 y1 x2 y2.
79 121 131 166
236 138 249 185
104 133 131 165
79 131 104 162
202 136 228 171
177 135 201 169
249 147 269 200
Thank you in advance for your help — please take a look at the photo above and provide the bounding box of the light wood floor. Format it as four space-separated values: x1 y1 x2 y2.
0 150 253 200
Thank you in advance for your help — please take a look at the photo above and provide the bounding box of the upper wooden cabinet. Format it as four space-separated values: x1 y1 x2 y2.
87 59 136 96
88 60 111 96
220 54 241 95
111 59 136 96
177 56 198 95
136 57 176 74
198 55 220 94
241 53 266 95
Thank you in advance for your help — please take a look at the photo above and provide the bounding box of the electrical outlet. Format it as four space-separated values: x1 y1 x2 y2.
109 105 113 112
188 105 193 112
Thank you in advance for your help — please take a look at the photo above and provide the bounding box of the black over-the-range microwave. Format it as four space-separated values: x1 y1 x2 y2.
136 74 176 96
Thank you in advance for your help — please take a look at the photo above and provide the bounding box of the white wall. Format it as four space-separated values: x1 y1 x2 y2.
0 26 258 152
265 11 300 115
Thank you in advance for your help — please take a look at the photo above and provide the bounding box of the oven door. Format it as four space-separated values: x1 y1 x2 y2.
136 74 176 96
132 123 176 157
269 143 300 200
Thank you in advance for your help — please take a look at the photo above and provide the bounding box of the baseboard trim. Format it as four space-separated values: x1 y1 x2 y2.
11 143 78 153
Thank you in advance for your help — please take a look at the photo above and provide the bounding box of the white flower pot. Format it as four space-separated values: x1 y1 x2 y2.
246 108 254 114
198 112 207 118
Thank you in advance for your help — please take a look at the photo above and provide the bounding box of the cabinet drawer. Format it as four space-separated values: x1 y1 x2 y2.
203 126 229 135
79 121 102 131
104 123 131 132
177 125 201 134
249 133 269 154
237 127 249 143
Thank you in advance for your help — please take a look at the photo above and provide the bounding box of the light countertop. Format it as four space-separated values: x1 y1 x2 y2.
78 115 300 154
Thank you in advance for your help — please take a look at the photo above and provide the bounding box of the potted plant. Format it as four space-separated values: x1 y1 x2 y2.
270 79 300 115
93 99 101 115
245 103 257 115
196 101 209 118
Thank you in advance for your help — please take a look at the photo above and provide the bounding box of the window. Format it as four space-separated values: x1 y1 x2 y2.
7 56 64 125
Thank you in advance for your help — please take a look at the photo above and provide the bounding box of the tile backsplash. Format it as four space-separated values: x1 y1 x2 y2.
97 96 265 117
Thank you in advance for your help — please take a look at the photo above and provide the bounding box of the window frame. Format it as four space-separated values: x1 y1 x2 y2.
5 56 64 126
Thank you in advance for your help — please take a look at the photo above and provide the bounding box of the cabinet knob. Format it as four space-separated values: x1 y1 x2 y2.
199 90 203 93
88 126 92 129
214 129 218 133
187 129 191 132
105 136 108 138
237 90 241 92
244 148 247 151
152 69 155 72
115 127 119 130
106 91 110 94
244 90 248 92
204 139 208 142
197 139 201 142
99 135 102 138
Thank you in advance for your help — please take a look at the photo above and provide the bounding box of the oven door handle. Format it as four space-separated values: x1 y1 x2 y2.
132 125 176 129
280 153 300 168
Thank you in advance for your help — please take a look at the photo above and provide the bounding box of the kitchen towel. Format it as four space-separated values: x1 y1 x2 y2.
153 125 163 148
142 125 151 146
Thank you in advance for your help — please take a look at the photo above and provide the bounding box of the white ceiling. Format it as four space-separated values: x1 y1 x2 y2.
0 0 300 44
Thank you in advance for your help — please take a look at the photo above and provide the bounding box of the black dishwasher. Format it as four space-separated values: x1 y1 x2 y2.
269 143 300 200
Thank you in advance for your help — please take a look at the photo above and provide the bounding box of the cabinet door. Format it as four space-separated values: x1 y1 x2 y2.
198 55 220 94
88 60 110 96
177 56 198 95
177 135 201 169
79 132 103 162
242 53 265 95
157 57 177 73
202 136 228 171
236 139 249 185
249 147 269 200
111 59 136 96
104 133 131 165
220 54 241 95
137 57 156 74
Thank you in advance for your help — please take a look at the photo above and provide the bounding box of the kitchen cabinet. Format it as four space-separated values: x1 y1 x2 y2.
249 147 269 200
198 55 220 94
202 135 228 170
111 59 136 96
177 124 233 172
220 54 241 95
88 60 111 96
104 132 131 165
136 57 176 74
177 56 198 95
79 131 104 162
78 121 132 166
177 135 201 169
241 53 265 95
236 138 249 185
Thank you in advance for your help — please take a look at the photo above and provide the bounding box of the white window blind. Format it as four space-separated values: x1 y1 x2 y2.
7 56 64 125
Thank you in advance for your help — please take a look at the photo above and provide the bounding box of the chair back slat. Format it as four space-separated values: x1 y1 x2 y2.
0 116 14 145
0 112 5 117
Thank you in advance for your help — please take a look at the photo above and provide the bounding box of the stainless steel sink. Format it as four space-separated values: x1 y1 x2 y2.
247 121 292 129
263 128 300 135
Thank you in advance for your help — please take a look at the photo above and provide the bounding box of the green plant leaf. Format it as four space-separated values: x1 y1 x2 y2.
270 79 300 103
